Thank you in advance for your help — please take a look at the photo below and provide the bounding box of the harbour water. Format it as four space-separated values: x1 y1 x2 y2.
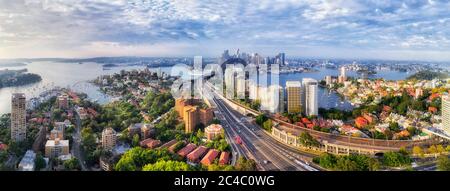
0 62 413 114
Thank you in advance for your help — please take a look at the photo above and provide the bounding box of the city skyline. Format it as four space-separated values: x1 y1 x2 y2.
0 0 450 61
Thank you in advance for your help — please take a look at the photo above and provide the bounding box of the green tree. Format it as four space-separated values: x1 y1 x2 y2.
114 147 179 171
428 145 438 154
412 146 424 158
437 155 450 171
262 119 273 131
235 157 257 171
142 160 195 171
437 145 446 153
382 151 412 167
63 158 81 170
389 122 400 132
132 134 140 147
255 114 268 126
298 132 320 147
34 153 46 171
313 153 337 169
115 155 137 171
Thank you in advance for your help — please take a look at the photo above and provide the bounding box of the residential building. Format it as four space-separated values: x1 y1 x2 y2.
200 149 219 166
139 138 161 149
260 85 284 113
101 127 117 150
415 88 424 99
183 105 199 133
286 81 302 113
57 94 69 109
45 138 69 158
18 150 36 171
224 67 235 98
219 151 230 165
99 156 115 171
176 99 214 133
187 146 208 164
302 78 319 116
205 124 223 141
177 143 197 158
50 122 65 140
50 129 64 140
141 123 154 139
128 123 154 138
11 93 26 142
199 108 214 127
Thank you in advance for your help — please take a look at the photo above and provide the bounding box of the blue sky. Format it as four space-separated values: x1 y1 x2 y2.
1 0 450 61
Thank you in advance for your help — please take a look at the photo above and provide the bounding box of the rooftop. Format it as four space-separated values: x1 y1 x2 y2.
286 81 301 87
200 149 219 166
18 150 36 171
205 124 223 133
45 139 69 147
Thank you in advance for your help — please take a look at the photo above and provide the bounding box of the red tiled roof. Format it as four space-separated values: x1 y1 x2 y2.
186 146 208 163
177 143 197 158
355 117 368 128
159 139 178 149
301 118 311 124
200 149 219 166
219 152 230 165
139 138 161 149
428 106 438 113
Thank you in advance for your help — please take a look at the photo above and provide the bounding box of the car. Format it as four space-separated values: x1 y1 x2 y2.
263 160 270 164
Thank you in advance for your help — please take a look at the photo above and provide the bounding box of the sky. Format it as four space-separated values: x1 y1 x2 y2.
1 0 450 61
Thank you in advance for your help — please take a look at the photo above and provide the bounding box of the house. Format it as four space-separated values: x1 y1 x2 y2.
428 107 438 114
219 152 230 165
159 139 178 149
200 149 219 166
186 146 208 164
139 138 161 149
301 118 311 124
177 143 197 158
355 117 368 128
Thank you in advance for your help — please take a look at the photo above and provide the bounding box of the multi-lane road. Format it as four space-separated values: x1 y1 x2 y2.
203 83 319 171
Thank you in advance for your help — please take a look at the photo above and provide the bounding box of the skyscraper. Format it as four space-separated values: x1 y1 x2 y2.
260 85 284 113
442 94 450 135
279 53 285 66
286 81 302 113
11 93 26 142
302 78 319 116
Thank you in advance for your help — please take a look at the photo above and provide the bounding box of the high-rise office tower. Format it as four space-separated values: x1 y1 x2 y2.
11 93 26 142
442 94 450 135
286 81 302 113
302 78 319 116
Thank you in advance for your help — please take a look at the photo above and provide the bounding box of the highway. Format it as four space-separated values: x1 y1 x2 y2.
203 83 319 171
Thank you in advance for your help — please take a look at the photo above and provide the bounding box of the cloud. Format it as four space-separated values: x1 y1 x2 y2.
0 0 450 61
